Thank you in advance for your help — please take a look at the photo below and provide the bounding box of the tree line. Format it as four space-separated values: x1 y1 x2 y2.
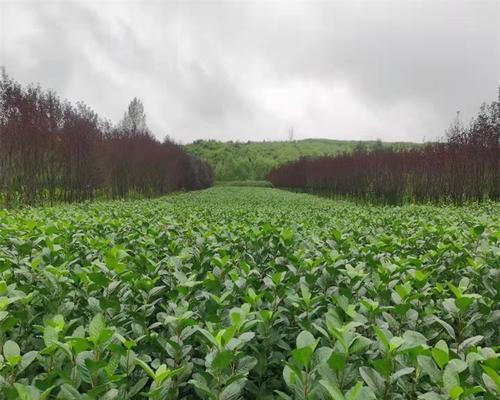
268 91 499 204
0 71 213 206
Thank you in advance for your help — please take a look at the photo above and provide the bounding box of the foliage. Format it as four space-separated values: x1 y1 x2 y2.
0 187 498 399
186 139 418 182
215 180 273 188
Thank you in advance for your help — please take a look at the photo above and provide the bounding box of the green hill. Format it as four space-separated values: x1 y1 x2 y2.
186 138 419 181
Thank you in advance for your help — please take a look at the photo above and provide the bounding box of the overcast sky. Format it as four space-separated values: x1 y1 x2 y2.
1 0 499 143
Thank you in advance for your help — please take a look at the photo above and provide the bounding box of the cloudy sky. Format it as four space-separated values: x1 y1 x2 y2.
1 0 498 143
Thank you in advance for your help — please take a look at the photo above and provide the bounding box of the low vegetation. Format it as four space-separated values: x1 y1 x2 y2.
216 180 273 188
0 187 498 399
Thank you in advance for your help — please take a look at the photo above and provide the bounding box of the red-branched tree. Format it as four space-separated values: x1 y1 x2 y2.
0 72 213 206
268 91 499 204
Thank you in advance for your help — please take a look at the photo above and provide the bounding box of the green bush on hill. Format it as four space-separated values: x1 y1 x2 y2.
186 139 418 181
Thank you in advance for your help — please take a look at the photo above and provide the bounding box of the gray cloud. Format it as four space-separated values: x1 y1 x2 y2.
1 0 498 143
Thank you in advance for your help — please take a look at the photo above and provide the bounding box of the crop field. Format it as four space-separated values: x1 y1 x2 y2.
0 187 498 400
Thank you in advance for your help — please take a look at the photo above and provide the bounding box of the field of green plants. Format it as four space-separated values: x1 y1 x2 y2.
0 187 498 399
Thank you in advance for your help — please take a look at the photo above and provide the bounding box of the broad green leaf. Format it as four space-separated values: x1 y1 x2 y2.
18 351 38 374
89 313 106 340
220 381 245 400
135 358 156 380
345 382 363 400
417 356 441 384
373 326 390 352
320 380 345 400
328 352 346 372
292 347 314 368
14 383 39 400
359 367 385 396
391 367 414 382
432 340 449 369
3 340 21 365
213 350 234 370
296 330 317 350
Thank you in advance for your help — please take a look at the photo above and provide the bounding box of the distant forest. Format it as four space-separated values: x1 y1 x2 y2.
0 72 213 207
186 138 418 181
269 91 499 204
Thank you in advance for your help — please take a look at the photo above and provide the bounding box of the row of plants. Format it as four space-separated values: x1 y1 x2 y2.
268 91 499 204
0 187 498 398
0 73 213 207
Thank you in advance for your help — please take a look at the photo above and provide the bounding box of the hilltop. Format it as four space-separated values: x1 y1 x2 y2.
186 138 419 181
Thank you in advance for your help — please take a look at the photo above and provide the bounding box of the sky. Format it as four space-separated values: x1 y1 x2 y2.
1 0 499 143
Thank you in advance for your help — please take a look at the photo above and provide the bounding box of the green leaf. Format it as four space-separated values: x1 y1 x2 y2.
443 368 460 394
220 381 245 400
373 326 390 352
447 282 463 299
418 393 445 400
238 331 255 343
417 355 441 384
3 339 21 365
350 336 372 353
430 317 456 339
320 380 345 400
443 360 467 396
481 365 500 386
89 313 106 340
345 382 363 400
58 384 83 400
275 390 293 400
88 272 110 288
43 326 58 348
455 296 474 311
14 383 39 400
17 351 38 374
402 330 427 350
197 328 219 347
190 377 213 395
282 227 294 243
296 330 317 350
292 347 313 368
391 367 414 382
0 281 7 295
460 335 483 351
328 352 346 372
128 377 148 398
372 357 392 378
213 350 234 370
101 388 119 400
39 386 55 400
135 358 156 380
359 367 385 396
448 386 464 399
431 340 449 369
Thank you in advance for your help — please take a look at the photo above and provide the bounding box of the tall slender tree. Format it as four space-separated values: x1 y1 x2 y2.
119 98 150 137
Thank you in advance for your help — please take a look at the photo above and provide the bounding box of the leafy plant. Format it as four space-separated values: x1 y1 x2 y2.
0 187 498 399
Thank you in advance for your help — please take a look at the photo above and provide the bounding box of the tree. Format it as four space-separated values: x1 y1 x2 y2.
120 97 150 137
0 76 213 206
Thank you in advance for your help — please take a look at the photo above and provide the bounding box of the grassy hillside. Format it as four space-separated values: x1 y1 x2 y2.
186 138 419 181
